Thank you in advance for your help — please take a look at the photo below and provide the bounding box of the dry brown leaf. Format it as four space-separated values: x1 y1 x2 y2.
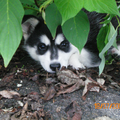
39 85 48 95
11 111 21 120
55 83 69 91
89 78 105 92
87 76 106 90
97 78 105 85
30 74 39 81
45 78 57 84
31 102 42 111
72 113 82 120
11 103 29 120
0 73 14 87
57 69 104 98
43 86 56 100
27 92 40 101
0 90 20 99
82 78 92 97
2 107 15 112
56 69 85 96
56 68 106 100
82 77 106 100
65 101 82 120
102 73 120 89
32 109 45 118
57 69 81 85
57 81 84 96
21 102 28 116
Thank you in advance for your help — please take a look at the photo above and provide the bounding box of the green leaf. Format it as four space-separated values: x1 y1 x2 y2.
84 0 120 16
62 10 90 51
20 0 34 4
100 14 115 25
113 38 118 49
108 23 117 49
24 9 38 15
45 3 62 37
97 25 110 53
20 0 39 15
0 0 24 67
99 23 117 75
54 0 84 25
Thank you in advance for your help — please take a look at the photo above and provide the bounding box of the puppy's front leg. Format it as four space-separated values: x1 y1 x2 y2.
68 52 85 69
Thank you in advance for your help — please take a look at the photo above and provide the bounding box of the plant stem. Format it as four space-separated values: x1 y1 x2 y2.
24 6 39 12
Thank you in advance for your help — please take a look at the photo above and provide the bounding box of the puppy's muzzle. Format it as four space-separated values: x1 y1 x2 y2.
50 63 61 71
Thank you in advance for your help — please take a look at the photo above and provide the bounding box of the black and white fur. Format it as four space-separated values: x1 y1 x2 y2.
22 11 120 73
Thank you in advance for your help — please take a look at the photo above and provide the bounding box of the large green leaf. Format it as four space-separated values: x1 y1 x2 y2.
45 3 62 37
99 23 117 75
54 0 84 25
84 0 120 16
97 25 110 53
0 0 24 67
62 10 90 51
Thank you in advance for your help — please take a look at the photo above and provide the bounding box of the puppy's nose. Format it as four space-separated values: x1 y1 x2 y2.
50 63 61 71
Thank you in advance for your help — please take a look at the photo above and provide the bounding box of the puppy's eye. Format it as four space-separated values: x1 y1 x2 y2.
58 40 70 52
60 40 69 49
38 43 47 51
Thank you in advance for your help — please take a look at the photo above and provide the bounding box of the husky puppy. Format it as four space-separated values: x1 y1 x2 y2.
22 11 120 73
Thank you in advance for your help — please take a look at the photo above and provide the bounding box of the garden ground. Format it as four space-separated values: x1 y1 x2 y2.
0 45 120 120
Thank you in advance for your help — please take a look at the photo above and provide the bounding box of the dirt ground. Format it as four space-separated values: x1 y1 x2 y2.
0 45 120 120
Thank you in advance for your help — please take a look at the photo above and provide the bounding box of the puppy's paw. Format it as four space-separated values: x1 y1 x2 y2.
71 62 85 70
68 52 85 69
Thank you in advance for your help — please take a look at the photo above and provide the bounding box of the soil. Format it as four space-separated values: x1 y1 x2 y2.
0 45 120 120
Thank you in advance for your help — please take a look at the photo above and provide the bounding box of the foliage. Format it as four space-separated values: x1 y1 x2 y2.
0 0 120 74
0 0 24 67
97 23 118 74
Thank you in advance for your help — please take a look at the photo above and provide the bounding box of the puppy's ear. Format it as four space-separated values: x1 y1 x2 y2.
22 17 39 40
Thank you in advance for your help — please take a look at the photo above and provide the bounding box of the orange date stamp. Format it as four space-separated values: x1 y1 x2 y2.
94 103 120 109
